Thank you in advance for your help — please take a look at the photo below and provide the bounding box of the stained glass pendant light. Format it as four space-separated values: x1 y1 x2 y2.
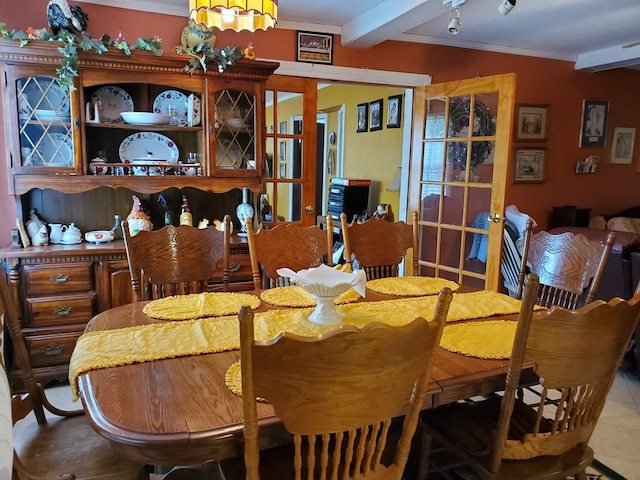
189 0 278 32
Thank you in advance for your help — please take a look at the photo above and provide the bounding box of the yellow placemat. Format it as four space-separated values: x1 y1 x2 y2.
366 276 459 296
225 361 267 402
70 290 533 400
143 292 261 320
260 285 361 307
439 320 518 359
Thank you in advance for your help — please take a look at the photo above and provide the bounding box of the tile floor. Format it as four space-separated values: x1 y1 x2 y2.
25 370 640 480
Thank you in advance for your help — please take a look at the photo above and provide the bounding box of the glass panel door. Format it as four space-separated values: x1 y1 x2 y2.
410 74 515 290
16 74 74 172
263 76 318 226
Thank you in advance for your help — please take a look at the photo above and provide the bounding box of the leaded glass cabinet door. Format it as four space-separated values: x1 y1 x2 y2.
7 66 78 176
211 79 263 177
409 74 515 290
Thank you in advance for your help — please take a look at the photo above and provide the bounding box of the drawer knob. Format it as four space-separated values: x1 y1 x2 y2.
50 273 71 283
41 343 65 356
53 305 73 316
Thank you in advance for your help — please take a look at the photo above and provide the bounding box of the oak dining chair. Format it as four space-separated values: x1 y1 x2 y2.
340 211 419 279
122 216 231 301
246 216 334 290
0 272 149 480
218 287 453 480
516 225 615 308
418 273 640 480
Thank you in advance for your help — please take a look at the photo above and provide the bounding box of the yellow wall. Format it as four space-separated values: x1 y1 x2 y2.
318 85 405 218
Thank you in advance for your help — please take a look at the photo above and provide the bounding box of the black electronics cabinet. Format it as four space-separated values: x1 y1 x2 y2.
327 184 370 221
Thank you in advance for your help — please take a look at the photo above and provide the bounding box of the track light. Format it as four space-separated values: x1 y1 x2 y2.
498 0 516 15
448 8 461 34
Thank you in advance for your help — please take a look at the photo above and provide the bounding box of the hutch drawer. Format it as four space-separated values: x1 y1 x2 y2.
24 292 97 328
22 263 94 295
25 331 82 368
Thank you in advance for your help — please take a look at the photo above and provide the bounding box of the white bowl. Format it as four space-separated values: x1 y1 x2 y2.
120 112 170 125
85 230 115 243
226 118 244 128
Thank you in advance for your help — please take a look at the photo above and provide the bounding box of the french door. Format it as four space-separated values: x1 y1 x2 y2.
263 76 318 226
409 74 516 290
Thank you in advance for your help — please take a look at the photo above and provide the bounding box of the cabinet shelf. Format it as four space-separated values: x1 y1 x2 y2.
13 174 264 195
86 123 202 133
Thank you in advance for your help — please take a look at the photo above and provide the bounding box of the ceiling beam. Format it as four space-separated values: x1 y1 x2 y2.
575 43 640 72
342 0 446 48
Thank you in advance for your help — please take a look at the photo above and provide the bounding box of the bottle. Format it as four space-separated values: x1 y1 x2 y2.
111 214 122 240
179 195 193 226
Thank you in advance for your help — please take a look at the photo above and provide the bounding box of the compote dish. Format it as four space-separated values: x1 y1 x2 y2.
277 264 366 325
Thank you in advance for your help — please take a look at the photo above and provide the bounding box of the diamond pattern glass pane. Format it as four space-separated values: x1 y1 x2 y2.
214 89 256 169
17 75 73 168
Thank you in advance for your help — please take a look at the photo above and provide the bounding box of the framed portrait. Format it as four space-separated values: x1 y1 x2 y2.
279 162 287 179
610 127 636 164
296 31 333 65
369 99 383 132
279 121 287 134
279 141 286 161
579 100 608 147
513 148 545 183
516 104 548 141
356 103 368 133
386 94 402 129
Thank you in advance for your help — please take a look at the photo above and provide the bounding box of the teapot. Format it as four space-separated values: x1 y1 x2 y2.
61 223 82 244
49 223 64 244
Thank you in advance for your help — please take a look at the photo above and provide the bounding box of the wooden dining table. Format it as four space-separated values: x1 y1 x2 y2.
76 287 532 466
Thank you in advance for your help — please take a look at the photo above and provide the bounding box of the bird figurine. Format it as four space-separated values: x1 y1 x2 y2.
47 0 89 35
180 18 216 50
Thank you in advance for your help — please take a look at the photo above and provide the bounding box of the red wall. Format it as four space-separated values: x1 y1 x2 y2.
1 1 639 244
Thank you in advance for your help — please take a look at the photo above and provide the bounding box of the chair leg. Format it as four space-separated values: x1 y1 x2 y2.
417 419 432 480
573 471 588 480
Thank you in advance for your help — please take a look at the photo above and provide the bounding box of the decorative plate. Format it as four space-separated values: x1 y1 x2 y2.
118 132 179 164
90 86 134 124
22 76 70 113
30 133 73 167
152 90 201 127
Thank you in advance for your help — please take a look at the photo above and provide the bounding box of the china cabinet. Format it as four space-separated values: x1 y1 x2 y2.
0 39 277 388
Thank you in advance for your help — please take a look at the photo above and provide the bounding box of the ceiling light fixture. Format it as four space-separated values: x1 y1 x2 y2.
448 8 461 35
498 0 516 16
188 0 278 32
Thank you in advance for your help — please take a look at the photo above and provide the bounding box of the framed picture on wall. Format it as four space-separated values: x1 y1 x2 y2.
387 94 402 128
369 99 383 132
579 100 608 147
516 104 548 141
356 103 368 133
279 162 287 179
279 121 287 134
296 31 333 65
610 127 636 164
279 141 286 161
513 148 545 183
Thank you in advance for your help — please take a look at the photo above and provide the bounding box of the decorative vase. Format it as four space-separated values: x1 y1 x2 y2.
236 187 254 237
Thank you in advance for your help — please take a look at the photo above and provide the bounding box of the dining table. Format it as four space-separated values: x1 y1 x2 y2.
74 281 536 467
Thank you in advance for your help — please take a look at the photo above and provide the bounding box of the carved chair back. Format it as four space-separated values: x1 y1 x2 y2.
517 228 615 308
340 211 419 279
246 217 334 290
122 217 231 301
234 287 453 480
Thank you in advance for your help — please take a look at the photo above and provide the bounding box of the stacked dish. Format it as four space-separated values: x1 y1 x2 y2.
90 86 134 124
152 90 201 127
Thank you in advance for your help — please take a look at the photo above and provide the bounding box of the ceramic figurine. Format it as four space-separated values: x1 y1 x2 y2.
25 209 48 245
126 195 153 236
180 18 216 50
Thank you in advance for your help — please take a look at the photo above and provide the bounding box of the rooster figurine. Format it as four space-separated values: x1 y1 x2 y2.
47 0 88 35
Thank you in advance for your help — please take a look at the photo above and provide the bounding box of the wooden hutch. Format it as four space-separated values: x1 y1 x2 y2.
0 39 278 388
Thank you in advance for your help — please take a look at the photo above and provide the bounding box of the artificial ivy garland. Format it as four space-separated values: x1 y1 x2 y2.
0 22 248 93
